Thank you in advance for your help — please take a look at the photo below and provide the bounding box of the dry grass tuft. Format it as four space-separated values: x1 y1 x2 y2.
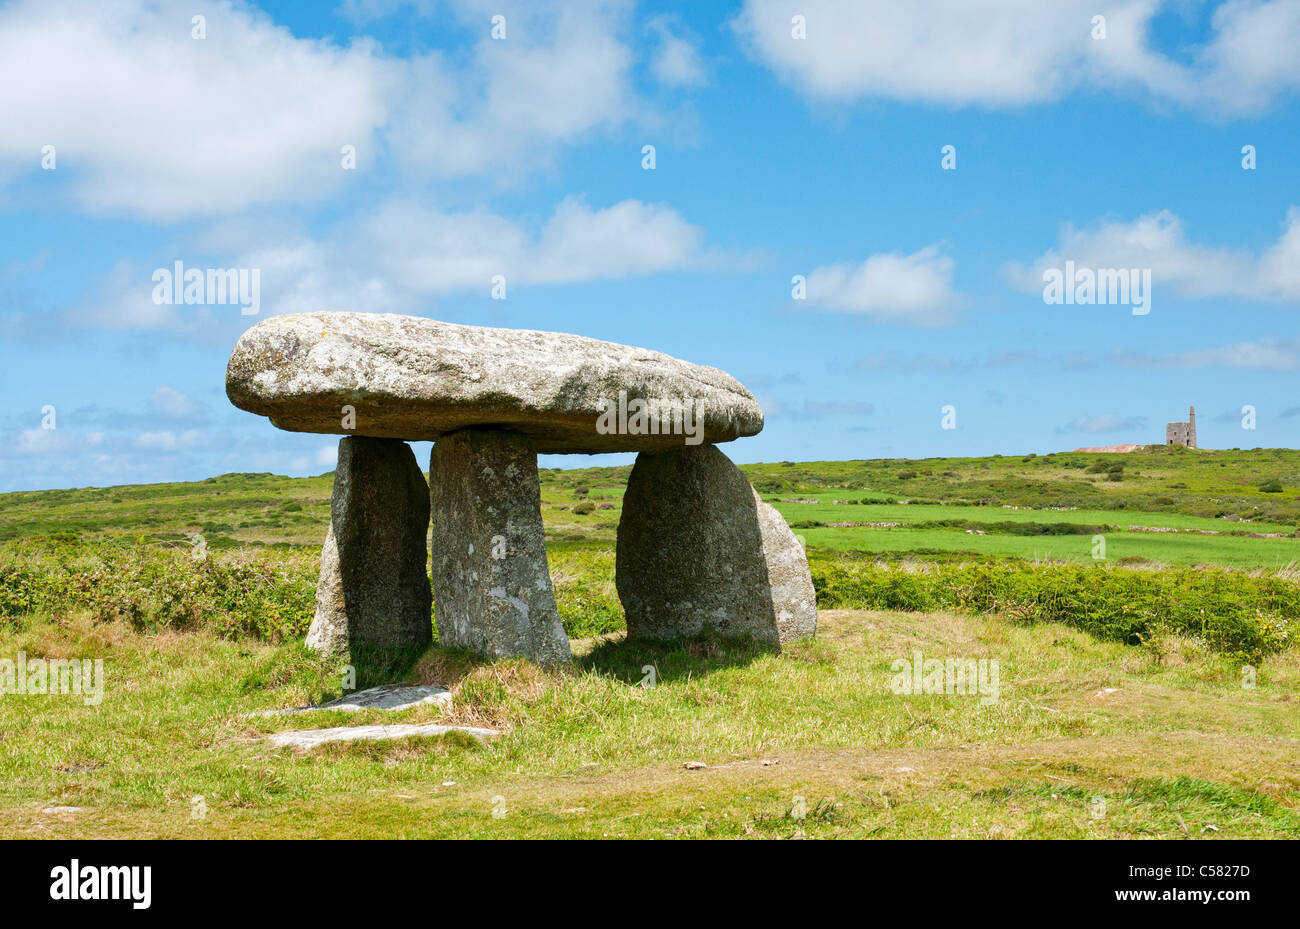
437 659 553 730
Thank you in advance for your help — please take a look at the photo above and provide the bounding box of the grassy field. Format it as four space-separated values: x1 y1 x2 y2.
746 446 1300 522
4 608 1297 838
799 525 1300 568
4 444 1298 567
1 445 1298 838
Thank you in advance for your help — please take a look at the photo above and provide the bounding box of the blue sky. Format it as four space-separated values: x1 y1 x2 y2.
2 0 1299 492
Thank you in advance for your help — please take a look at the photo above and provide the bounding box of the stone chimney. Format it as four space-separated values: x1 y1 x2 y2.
1189 405 1196 449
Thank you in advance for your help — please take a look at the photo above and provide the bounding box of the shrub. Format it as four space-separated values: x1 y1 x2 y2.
572 501 595 515
809 556 1293 662
1260 480 1284 493
0 539 316 641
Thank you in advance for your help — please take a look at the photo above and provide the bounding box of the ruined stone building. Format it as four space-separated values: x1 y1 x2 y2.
1165 406 1196 448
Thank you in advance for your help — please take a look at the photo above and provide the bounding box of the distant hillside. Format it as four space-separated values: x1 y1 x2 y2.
740 446 1300 524
1 446 1296 553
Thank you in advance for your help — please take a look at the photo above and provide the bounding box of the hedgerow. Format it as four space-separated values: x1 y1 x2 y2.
2 539 1293 662
0 539 316 641
810 556 1294 662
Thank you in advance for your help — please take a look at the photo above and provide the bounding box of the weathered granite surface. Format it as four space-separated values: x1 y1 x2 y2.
226 312 762 453
305 436 432 652
615 445 817 646
429 429 571 665
265 722 499 750
247 684 452 717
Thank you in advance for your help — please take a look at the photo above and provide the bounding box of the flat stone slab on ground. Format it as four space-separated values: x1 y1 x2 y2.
226 312 763 453
247 683 452 718
265 722 499 750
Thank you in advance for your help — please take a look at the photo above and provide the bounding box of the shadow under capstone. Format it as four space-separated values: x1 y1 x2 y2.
577 632 781 685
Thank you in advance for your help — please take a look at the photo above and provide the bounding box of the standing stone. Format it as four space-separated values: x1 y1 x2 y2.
429 429 570 665
306 524 346 652
306 437 432 653
616 445 817 646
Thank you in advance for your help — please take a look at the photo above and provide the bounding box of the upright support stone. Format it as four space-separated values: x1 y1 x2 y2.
429 429 571 665
306 437 432 653
616 444 817 647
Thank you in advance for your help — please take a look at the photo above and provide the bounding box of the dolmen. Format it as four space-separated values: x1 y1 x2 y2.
226 312 816 665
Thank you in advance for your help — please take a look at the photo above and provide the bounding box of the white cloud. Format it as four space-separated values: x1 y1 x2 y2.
135 429 206 451
283 195 716 301
1006 208 1300 303
647 15 707 87
852 350 1040 372
802 400 875 418
150 386 205 420
0 0 394 220
1058 413 1148 434
733 0 1300 113
526 197 712 282
0 0 642 219
801 244 962 326
14 428 90 455
316 444 340 468
1191 0 1300 111
65 196 724 334
857 339 1300 373
1114 338 1300 370
384 1 639 180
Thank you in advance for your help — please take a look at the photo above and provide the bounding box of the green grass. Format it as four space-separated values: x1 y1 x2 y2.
3 608 1296 838
767 498 1298 534
799 525 1300 568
